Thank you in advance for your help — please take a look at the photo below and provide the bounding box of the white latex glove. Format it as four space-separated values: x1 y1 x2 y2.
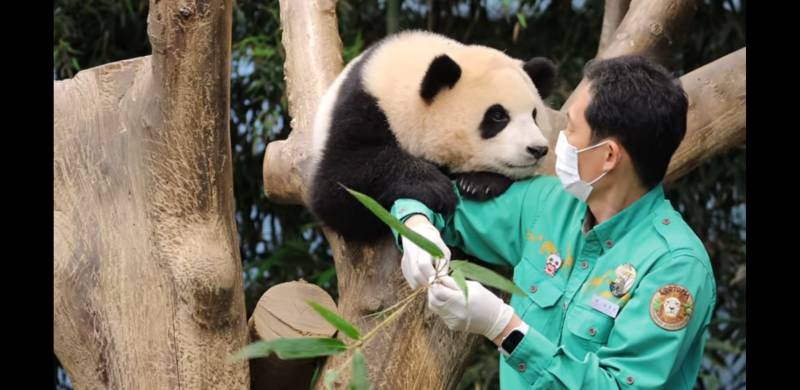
400 220 451 289
427 276 514 340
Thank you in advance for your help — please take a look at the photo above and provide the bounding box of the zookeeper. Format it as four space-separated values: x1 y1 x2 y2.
391 55 716 389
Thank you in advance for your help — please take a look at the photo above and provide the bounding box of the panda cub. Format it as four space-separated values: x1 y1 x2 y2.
309 30 556 243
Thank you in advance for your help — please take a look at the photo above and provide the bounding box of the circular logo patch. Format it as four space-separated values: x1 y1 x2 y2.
609 263 637 297
650 284 694 331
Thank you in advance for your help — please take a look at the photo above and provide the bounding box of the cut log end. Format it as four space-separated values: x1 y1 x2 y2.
248 280 338 390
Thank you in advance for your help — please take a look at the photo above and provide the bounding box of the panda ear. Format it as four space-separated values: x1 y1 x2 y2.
420 54 461 104
523 57 557 99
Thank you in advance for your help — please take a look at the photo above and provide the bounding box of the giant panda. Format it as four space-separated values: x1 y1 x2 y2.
309 30 556 243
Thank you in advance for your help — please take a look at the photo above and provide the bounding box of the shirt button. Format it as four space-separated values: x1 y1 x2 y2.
588 327 597 337
662 218 671 225
626 376 635 385
530 285 538 293
563 301 569 310
580 260 589 269
605 240 613 248
518 362 526 372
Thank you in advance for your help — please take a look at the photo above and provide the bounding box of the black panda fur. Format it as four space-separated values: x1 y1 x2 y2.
309 33 556 243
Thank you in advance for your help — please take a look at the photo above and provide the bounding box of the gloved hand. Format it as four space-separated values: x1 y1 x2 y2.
427 276 514 340
400 218 451 289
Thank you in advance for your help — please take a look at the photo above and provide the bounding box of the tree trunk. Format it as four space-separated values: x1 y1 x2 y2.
264 1 746 389
53 1 249 389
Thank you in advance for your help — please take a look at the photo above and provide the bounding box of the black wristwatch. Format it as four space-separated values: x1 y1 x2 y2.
499 322 530 357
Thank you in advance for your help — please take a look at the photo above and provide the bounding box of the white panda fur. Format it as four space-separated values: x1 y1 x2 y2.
309 30 556 242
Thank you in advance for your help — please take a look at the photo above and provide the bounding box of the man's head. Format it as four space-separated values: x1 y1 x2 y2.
562 55 688 193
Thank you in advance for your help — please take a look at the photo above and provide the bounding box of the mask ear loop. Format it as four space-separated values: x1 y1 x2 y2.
576 139 611 153
587 169 609 185
577 139 612 185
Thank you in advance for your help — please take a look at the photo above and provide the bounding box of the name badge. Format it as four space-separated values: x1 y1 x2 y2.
591 295 620 318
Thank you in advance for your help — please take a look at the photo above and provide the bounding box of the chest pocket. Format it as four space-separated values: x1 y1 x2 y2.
514 256 564 313
564 304 615 355
528 276 562 308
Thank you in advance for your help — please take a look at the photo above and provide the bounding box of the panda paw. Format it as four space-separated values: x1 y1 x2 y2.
454 172 514 201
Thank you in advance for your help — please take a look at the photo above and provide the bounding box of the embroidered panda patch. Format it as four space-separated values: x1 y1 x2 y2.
650 284 694 331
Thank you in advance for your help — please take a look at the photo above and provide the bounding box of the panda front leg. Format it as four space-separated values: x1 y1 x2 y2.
371 150 459 218
309 147 457 242
309 151 394 243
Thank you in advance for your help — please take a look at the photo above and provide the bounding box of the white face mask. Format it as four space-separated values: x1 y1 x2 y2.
555 131 611 202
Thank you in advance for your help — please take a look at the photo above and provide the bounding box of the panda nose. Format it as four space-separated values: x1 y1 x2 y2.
526 146 548 159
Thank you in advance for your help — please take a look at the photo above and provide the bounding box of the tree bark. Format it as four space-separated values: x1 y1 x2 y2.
562 0 701 112
262 0 343 205
596 0 632 56
53 1 249 389
664 48 746 184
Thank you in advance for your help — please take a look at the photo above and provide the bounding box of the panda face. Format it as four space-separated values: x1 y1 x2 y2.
401 57 550 180
546 254 562 268
475 99 549 178
454 64 550 179
359 32 553 179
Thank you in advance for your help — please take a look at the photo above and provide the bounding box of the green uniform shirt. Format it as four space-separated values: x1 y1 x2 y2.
391 176 716 389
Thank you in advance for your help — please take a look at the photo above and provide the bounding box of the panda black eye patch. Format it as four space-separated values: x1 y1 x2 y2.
480 104 510 139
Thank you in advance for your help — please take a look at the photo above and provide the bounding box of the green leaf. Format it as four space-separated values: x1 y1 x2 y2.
324 370 338 390
309 364 322 388
452 268 468 300
252 47 275 58
229 338 347 361
348 350 369 390
450 260 526 297
342 186 444 258
308 300 361 340
343 32 365 63
517 12 527 28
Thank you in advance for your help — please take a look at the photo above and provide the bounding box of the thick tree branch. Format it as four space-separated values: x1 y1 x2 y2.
665 48 746 183
596 0 632 56
562 0 700 112
262 0 343 205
